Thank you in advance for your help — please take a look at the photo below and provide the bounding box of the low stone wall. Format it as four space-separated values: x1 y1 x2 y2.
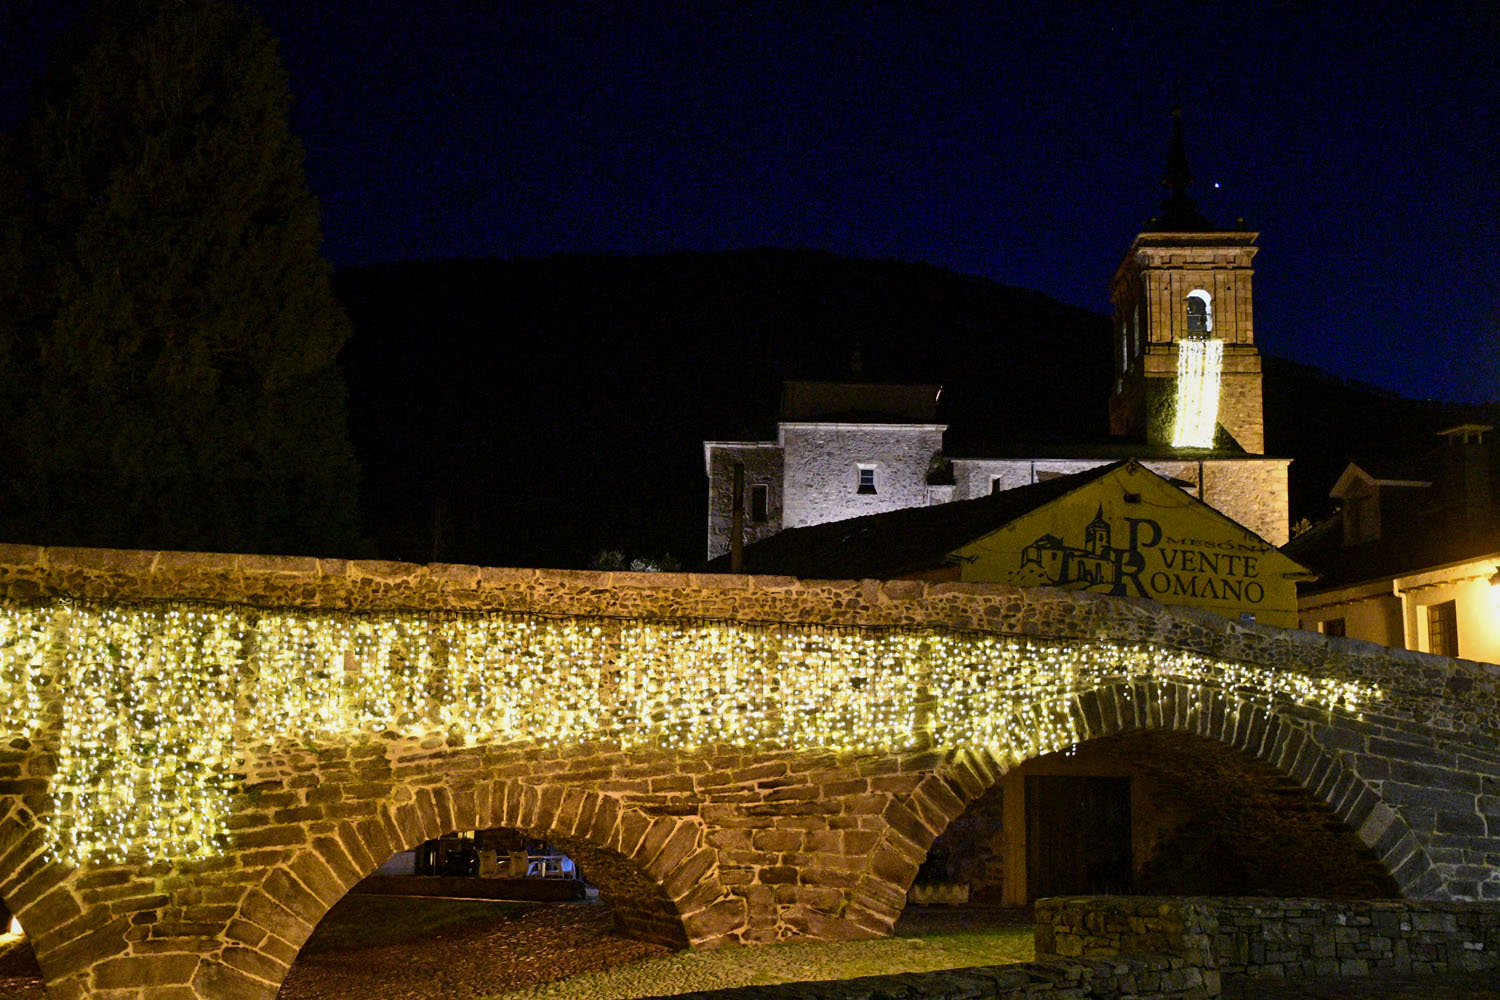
639 895 1500 999
1209 898 1500 978
648 955 1213 1000
1034 897 1219 971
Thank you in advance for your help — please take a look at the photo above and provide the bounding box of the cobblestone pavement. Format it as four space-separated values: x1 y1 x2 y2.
1223 972 1500 999
277 898 667 999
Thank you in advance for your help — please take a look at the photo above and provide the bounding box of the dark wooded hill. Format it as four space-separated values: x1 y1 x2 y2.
335 249 1492 569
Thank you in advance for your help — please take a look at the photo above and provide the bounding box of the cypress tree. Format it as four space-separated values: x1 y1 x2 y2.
0 0 362 555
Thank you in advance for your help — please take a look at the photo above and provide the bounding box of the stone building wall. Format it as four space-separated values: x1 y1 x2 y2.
705 442 784 559
1 546 1499 998
1198 457 1286 545
1215 354 1265 455
778 423 944 529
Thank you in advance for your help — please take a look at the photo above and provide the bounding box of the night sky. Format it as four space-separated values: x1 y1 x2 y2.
5 3 1498 403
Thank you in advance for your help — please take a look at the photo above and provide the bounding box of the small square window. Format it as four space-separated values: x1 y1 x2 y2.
857 467 877 494
1319 618 1346 637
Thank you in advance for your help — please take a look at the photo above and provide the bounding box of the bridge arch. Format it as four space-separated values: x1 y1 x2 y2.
196 767 734 1000
2 549 1497 999
869 679 1435 923
0 792 126 999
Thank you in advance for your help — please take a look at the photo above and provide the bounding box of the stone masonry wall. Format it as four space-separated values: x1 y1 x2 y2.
705 443 784 560
1034 897 1218 979
779 424 944 529
0 545 1499 998
1208 898 1500 979
1038 896 1500 984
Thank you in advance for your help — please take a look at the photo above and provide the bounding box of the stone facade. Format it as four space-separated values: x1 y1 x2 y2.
778 423 946 532
706 437 1290 560
1 545 1499 998
705 442 786 559
706 422 947 560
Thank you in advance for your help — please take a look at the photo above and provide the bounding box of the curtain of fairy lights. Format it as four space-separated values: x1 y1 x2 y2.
1172 337 1224 448
0 598 1379 866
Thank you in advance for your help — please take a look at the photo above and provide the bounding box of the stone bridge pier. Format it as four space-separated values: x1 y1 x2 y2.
0 546 1497 999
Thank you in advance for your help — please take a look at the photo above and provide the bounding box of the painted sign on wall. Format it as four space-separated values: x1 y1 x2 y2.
950 463 1311 628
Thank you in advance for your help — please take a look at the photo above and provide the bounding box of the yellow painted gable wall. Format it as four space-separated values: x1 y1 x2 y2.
949 464 1308 628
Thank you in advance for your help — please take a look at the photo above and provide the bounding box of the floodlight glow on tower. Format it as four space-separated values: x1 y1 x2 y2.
1171 338 1224 448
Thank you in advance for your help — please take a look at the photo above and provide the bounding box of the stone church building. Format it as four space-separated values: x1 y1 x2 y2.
705 120 1290 560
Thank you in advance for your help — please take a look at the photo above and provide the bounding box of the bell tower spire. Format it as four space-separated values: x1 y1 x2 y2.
1108 114 1265 454
1156 110 1215 232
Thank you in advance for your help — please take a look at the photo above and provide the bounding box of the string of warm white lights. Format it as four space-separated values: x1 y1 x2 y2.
0 598 1381 866
1172 337 1224 448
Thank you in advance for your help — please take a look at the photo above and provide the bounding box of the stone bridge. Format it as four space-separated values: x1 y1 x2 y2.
0 545 1497 999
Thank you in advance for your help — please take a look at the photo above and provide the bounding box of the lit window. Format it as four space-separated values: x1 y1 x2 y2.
1426 601 1458 657
857 467 877 494
750 484 769 522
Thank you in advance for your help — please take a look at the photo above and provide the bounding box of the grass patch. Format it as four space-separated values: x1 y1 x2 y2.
301 895 533 953
487 926 1034 999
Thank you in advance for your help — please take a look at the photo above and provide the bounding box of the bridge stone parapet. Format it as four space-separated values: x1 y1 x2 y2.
0 545 1496 999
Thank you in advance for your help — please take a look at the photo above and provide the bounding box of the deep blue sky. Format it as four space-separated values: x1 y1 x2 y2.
5 3 1498 403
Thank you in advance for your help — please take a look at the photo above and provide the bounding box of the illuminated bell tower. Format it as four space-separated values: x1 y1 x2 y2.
1108 114 1264 453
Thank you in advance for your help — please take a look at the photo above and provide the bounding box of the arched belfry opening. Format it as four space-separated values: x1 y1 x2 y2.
915 729 1400 906
1185 289 1213 335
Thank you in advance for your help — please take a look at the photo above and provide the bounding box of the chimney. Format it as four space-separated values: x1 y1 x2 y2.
1438 425 1496 530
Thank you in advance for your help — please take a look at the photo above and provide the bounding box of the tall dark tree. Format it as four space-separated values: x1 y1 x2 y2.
0 0 362 555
